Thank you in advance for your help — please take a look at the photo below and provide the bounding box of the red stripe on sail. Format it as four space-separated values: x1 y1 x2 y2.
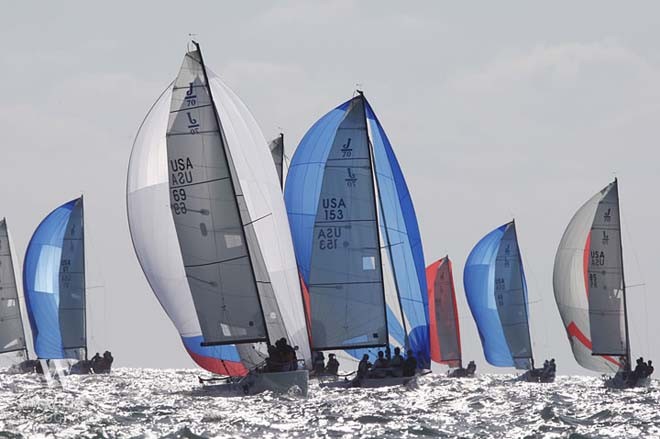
583 232 591 298
566 321 621 367
185 347 248 376
426 259 443 363
299 272 313 343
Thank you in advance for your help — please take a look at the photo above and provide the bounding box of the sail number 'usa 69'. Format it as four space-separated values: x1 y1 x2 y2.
170 157 192 215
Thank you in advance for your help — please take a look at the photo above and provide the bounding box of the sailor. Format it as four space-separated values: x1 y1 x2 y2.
313 351 325 375
372 351 389 378
356 354 372 380
99 351 114 373
403 350 417 377
373 351 389 369
325 353 339 375
91 352 102 366
466 360 476 375
276 338 298 371
266 344 280 372
390 347 404 368
645 360 654 377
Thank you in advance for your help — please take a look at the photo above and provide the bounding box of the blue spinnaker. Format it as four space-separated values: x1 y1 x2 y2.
285 94 429 365
463 222 533 369
23 198 86 360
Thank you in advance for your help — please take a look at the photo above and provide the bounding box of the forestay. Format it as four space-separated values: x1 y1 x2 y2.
127 44 311 375
23 198 86 360
464 222 532 369
0 220 28 358
553 180 625 372
426 257 461 368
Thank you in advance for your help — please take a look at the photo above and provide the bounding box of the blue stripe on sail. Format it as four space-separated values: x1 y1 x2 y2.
284 101 351 284
366 103 430 367
463 224 513 367
23 199 78 359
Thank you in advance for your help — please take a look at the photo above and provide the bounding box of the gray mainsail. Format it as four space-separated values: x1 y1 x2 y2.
166 46 276 346
0 219 28 356
59 200 86 359
588 181 627 357
269 134 284 189
307 96 388 350
494 222 533 369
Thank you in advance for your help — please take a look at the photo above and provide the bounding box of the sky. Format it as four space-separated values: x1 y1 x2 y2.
0 1 658 375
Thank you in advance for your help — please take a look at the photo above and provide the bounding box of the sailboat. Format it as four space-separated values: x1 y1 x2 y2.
284 91 430 388
553 179 650 388
126 42 311 395
22 197 109 374
464 221 555 383
0 219 36 373
426 256 475 377
269 133 284 189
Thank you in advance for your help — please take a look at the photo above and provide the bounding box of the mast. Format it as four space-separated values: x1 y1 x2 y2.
510 219 534 368
614 178 632 370
357 90 390 348
192 41 270 346
279 132 284 189
80 195 88 361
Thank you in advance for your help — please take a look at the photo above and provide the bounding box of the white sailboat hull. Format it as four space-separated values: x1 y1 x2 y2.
319 373 422 389
202 370 309 396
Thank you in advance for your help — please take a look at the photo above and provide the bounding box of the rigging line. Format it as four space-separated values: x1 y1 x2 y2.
619 208 649 355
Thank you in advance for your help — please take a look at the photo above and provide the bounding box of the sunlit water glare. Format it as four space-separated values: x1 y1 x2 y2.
0 369 658 438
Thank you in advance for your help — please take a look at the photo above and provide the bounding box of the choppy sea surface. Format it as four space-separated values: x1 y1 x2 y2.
0 369 659 438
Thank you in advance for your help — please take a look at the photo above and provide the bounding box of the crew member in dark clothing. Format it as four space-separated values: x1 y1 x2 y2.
403 350 417 377
356 354 372 380
313 351 325 375
646 360 654 377
466 360 477 375
325 354 339 375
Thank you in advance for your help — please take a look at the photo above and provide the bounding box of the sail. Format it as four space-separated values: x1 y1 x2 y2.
23 198 86 360
367 103 430 365
127 44 311 374
285 93 429 361
464 222 532 369
166 48 268 346
0 219 28 356
553 180 624 372
269 134 284 188
427 257 461 367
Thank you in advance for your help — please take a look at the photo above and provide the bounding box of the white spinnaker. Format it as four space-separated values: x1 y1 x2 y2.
127 86 203 339
127 69 311 369
209 72 311 368
553 183 619 373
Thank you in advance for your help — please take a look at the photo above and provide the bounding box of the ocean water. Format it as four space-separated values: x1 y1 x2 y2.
0 369 658 438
